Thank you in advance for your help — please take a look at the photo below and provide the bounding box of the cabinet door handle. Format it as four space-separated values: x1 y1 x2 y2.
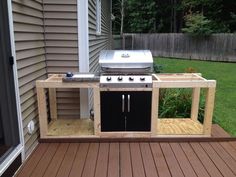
128 94 130 112
122 95 125 112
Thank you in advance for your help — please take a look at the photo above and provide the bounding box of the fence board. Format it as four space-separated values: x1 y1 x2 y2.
114 33 236 62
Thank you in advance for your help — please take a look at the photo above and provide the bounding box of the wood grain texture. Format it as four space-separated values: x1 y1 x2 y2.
126 33 236 62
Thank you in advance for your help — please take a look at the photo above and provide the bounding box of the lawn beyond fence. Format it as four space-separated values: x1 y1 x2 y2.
116 33 236 62
156 57 236 136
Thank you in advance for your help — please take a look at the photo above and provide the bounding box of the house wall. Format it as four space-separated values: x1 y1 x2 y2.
88 0 112 73
11 0 111 158
43 0 80 119
12 0 47 157
88 0 111 109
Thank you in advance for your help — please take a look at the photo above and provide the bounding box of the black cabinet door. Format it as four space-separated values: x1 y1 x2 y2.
126 92 152 131
100 92 125 131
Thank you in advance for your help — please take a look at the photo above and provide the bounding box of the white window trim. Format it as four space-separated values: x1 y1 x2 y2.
96 0 102 35
0 0 25 175
78 0 90 118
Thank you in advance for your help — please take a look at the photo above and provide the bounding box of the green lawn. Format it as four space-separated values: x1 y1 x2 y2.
155 57 236 136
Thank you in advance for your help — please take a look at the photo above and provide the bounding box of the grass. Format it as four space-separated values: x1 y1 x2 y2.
155 57 236 136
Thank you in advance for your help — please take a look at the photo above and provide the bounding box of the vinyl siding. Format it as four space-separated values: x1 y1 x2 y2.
12 0 111 157
88 0 111 73
88 0 111 109
12 0 47 157
43 0 80 119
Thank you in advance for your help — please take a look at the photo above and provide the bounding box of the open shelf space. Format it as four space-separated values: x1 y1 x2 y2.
48 119 94 136
157 118 203 135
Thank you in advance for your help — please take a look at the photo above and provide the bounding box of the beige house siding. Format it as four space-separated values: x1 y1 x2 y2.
88 0 111 73
88 0 111 109
12 0 47 157
12 0 111 158
43 0 80 120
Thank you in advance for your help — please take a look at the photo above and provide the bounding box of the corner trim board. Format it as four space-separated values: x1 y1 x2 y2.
78 0 90 118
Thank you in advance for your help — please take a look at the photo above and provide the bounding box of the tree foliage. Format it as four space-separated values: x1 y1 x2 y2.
182 13 214 36
112 0 236 34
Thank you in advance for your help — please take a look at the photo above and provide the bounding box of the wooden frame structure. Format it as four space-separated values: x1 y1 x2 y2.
36 73 216 139
36 74 100 138
152 73 216 136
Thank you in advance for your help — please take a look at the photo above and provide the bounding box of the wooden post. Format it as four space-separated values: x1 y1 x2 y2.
49 88 57 120
191 87 200 121
36 87 48 138
151 88 159 136
93 87 101 136
203 87 216 135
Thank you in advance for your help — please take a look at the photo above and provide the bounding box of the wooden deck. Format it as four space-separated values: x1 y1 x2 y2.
16 125 236 177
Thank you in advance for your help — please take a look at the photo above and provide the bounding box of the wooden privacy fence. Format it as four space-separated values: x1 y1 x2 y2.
114 33 236 62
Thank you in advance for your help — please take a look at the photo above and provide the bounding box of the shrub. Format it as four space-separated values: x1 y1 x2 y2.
159 88 205 123
182 13 214 36
153 63 163 73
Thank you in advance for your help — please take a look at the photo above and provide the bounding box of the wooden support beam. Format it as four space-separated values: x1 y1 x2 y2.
191 88 200 121
94 88 101 136
151 88 159 135
36 87 48 138
203 87 216 135
49 88 57 120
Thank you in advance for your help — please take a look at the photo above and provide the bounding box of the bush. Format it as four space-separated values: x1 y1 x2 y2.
182 13 214 36
159 88 205 123
153 63 163 73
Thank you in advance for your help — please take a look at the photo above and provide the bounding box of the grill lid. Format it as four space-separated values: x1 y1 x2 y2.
99 50 153 73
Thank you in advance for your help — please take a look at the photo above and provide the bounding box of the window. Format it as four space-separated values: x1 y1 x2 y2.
96 0 101 35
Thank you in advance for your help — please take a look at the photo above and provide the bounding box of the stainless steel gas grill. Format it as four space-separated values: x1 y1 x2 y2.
99 50 153 132
99 50 153 88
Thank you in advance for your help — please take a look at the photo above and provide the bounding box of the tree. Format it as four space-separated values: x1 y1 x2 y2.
182 13 214 36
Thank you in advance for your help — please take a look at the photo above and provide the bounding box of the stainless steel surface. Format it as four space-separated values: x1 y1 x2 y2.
99 50 153 88
63 72 100 82
100 75 152 88
127 95 130 112
99 50 153 73
122 95 125 112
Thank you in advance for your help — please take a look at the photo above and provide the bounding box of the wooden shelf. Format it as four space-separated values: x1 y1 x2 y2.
156 118 203 135
48 119 94 136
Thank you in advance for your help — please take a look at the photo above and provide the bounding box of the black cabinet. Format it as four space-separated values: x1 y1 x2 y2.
101 91 152 132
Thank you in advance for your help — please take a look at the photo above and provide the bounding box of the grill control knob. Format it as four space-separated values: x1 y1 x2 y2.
118 76 123 81
106 76 111 81
129 77 134 81
140 77 145 81
66 72 73 78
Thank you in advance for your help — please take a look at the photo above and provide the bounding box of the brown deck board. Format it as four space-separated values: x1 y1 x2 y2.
56 143 79 177
69 143 89 177
190 143 223 177
31 143 59 177
210 142 236 175
16 125 236 177
16 143 49 177
81 143 99 177
130 143 145 177
180 143 210 177
219 142 236 161
107 143 119 177
43 143 69 177
160 143 184 177
150 143 171 177
140 143 158 177
170 143 197 177
200 142 235 177
212 124 231 137
94 143 109 177
120 143 132 177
